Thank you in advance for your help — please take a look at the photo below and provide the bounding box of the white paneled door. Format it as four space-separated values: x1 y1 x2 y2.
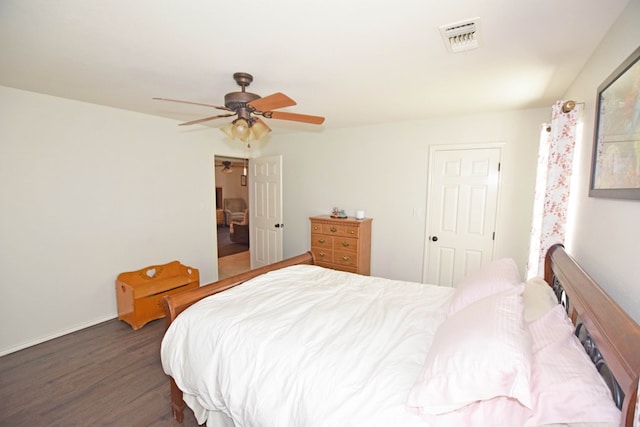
423 146 501 286
249 155 283 269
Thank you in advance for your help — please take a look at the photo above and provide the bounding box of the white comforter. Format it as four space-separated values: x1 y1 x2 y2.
161 265 455 427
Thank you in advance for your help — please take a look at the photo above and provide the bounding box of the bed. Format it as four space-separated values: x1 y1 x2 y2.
160 244 640 426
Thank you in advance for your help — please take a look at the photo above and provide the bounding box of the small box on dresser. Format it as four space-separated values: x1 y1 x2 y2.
310 215 372 275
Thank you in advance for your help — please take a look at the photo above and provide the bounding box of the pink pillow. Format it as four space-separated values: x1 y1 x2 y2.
408 285 532 415
448 258 521 315
526 305 621 425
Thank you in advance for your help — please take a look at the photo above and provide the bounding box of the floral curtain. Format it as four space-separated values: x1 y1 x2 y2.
527 100 580 279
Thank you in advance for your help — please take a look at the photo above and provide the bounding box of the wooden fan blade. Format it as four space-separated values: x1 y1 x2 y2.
265 111 325 125
179 114 235 126
248 92 296 112
152 97 230 111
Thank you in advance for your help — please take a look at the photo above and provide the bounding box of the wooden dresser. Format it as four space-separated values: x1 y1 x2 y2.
310 215 372 275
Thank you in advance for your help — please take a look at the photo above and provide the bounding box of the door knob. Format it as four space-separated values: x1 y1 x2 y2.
431 236 438 242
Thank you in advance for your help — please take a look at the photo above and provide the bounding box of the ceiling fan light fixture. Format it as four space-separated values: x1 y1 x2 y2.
250 119 270 141
220 122 235 139
220 117 270 143
232 118 250 141
220 118 251 141
220 161 233 173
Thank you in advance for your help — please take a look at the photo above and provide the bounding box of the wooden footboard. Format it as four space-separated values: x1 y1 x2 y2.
161 251 315 423
545 244 640 427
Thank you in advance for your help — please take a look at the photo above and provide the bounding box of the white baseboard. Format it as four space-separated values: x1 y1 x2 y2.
0 314 118 357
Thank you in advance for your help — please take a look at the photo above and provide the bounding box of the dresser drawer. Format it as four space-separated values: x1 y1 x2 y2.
311 233 333 249
311 247 333 263
342 226 360 238
320 223 359 237
321 222 346 235
333 250 358 268
334 236 358 253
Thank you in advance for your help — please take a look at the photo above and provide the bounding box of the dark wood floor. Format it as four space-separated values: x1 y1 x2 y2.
0 318 201 426
217 225 249 258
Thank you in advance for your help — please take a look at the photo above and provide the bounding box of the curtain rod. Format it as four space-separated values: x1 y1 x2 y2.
561 100 584 113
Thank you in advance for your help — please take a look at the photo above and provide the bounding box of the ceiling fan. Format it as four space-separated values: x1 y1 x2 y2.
153 72 325 142
216 161 233 173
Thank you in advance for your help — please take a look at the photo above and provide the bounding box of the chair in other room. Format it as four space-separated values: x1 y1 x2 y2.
224 198 247 226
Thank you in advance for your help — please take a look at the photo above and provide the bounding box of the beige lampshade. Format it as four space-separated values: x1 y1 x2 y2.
250 119 271 141
232 119 250 141
220 122 235 139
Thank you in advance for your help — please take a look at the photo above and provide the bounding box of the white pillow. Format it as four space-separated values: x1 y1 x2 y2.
526 305 621 426
448 258 521 315
408 284 533 415
523 276 559 323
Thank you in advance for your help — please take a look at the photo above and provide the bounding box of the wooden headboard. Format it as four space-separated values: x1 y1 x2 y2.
545 244 640 427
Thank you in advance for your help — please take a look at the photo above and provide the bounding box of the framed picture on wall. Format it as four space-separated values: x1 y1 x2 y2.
589 47 640 200
241 175 247 186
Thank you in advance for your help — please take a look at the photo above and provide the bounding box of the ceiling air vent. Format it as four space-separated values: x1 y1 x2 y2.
439 18 481 53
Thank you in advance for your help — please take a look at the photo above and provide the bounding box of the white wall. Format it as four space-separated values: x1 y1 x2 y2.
562 0 640 323
0 86 249 355
260 109 548 282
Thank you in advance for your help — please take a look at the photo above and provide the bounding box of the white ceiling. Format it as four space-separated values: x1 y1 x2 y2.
0 0 631 134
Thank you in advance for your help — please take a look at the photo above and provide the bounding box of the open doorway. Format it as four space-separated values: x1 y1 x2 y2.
215 155 251 279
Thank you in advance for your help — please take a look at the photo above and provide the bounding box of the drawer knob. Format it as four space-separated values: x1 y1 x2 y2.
319 252 326 257
330 227 337 233
342 256 350 261
342 241 349 247
319 239 326 244
349 230 355 234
